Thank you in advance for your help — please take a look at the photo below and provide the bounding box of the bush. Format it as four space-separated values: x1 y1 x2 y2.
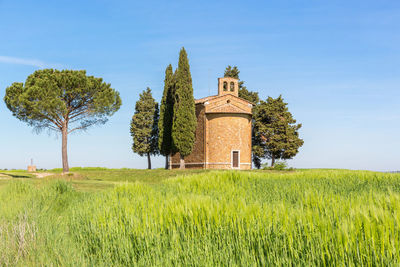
261 162 269 169
273 161 288 170
262 161 289 170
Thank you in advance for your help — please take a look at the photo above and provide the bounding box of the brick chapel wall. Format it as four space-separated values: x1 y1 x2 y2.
171 104 205 169
205 113 252 170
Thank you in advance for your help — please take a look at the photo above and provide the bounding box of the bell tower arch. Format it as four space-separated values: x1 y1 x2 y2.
218 77 239 97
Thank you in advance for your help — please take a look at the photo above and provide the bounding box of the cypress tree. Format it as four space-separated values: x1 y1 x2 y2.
158 64 175 169
253 95 304 167
172 47 196 169
130 88 159 169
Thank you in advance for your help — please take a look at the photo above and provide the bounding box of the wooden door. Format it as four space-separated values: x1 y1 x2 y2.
232 151 239 168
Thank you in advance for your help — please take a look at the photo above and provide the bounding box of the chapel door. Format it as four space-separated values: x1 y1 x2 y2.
232 151 239 168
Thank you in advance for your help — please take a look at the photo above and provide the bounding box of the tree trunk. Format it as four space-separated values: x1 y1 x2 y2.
62 126 69 173
165 155 169 170
271 155 275 168
147 152 151 169
180 154 185 170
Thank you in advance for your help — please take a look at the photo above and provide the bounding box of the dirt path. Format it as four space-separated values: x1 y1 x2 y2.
0 174 10 179
33 173 54 178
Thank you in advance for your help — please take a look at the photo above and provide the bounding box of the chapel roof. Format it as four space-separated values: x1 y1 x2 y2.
195 93 254 105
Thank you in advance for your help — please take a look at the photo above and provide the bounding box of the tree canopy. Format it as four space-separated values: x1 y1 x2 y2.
130 88 159 169
4 69 121 172
253 95 303 167
172 47 197 168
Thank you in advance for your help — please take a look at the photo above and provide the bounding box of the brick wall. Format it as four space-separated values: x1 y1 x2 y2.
205 113 252 169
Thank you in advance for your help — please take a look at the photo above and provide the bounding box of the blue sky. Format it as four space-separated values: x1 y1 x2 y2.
0 0 399 171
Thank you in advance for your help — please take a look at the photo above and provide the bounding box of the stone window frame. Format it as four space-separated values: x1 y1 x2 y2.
231 150 240 169
230 82 235 92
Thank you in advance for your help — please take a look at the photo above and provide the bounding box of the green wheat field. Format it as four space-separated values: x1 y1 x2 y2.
0 168 399 266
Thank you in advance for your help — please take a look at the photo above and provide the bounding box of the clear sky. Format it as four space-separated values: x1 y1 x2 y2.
0 0 399 171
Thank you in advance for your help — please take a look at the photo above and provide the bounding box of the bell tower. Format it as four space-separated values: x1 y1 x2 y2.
218 77 239 97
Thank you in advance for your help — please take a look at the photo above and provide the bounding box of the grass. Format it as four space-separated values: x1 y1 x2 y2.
0 168 211 191
49 167 211 182
0 169 399 266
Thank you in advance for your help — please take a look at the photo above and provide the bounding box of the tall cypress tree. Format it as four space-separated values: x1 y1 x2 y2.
172 47 196 169
253 95 303 167
158 64 175 169
130 88 159 169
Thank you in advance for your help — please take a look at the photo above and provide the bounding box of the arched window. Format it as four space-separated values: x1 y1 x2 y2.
230 82 235 92
223 81 228 91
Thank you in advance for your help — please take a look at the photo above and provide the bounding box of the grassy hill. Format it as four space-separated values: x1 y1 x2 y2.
1 169 399 266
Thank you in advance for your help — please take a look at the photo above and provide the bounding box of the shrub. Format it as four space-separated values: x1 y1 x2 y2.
262 161 289 170
273 161 288 170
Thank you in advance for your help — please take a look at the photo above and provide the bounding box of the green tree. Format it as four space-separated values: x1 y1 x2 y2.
4 69 121 173
172 47 197 169
224 65 261 167
158 64 175 169
253 95 304 167
130 88 159 169
224 65 259 104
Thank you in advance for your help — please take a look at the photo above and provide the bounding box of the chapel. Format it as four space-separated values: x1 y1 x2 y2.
170 77 253 169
